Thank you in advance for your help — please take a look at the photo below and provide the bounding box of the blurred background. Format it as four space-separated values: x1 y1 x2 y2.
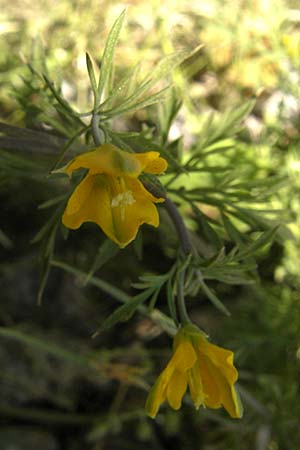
1 0 300 449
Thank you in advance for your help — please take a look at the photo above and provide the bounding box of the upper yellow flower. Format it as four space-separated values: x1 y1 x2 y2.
146 325 243 419
61 144 167 248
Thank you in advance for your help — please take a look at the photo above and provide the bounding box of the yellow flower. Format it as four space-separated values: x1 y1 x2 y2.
61 144 167 248
146 325 243 419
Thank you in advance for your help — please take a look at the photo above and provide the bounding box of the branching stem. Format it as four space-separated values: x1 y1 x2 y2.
144 182 192 256
144 181 193 326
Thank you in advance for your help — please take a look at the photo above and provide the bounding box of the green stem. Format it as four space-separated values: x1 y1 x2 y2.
91 113 104 146
51 259 177 336
144 182 193 325
0 327 90 368
143 182 191 255
0 404 98 425
177 269 191 326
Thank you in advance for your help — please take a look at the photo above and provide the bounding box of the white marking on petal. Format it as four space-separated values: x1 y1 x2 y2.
111 190 136 220
111 190 136 207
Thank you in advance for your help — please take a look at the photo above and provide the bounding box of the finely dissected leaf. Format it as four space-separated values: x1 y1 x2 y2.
142 50 190 87
92 288 154 336
31 216 55 245
202 264 255 285
38 194 68 210
133 230 143 261
167 275 178 324
191 203 223 248
100 79 152 115
97 9 126 102
201 138 236 157
43 75 77 116
39 113 71 137
86 52 98 98
227 206 292 241
148 289 161 311
238 226 279 259
221 212 245 246
107 50 189 112
100 50 191 117
0 149 45 175
49 124 88 172
31 204 63 244
33 204 63 305
85 239 120 284
105 86 169 117
98 63 141 110
37 219 60 305
0 121 67 155
37 258 52 306
195 269 230 316
132 273 169 290
30 36 48 75
158 87 182 144
189 101 255 163
51 260 176 336
52 259 132 304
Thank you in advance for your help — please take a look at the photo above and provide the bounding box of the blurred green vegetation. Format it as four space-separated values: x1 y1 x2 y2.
1 1 300 449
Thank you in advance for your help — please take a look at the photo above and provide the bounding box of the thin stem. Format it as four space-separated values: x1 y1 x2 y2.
51 260 177 336
143 182 192 256
177 270 191 325
144 181 192 325
164 197 192 256
91 113 104 146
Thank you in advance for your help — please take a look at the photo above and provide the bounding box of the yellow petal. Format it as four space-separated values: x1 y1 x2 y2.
65 144 142 178
201 354 242 418
63 172 95 216
198 337 238 385
109 176 162 247
166 369 188 410
126 177 164 204
197 353 222 409
172 333 197 373
187 362 205 409
62 174 113 232
134 151 168 174
62 174 164 248
146 363 174 418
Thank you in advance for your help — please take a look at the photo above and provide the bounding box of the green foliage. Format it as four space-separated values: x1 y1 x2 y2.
0 2 299 449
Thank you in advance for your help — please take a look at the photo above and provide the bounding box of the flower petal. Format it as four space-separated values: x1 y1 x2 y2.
65 144 142 178
63 172 95 216
134 151 168 174
193 335 241 417
197 353 222 409
146 363 174 418
188 362 206 409
201 354 243 418
166 369 188 410
108 177 163 247
125 177 164 204
187 332 243 417
62 174 164 248
62 174 113 232
198 337 238 385
172 334 197 373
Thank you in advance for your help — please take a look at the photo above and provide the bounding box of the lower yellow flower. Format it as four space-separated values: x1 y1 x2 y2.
61 144 167 248
146 325 243 419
